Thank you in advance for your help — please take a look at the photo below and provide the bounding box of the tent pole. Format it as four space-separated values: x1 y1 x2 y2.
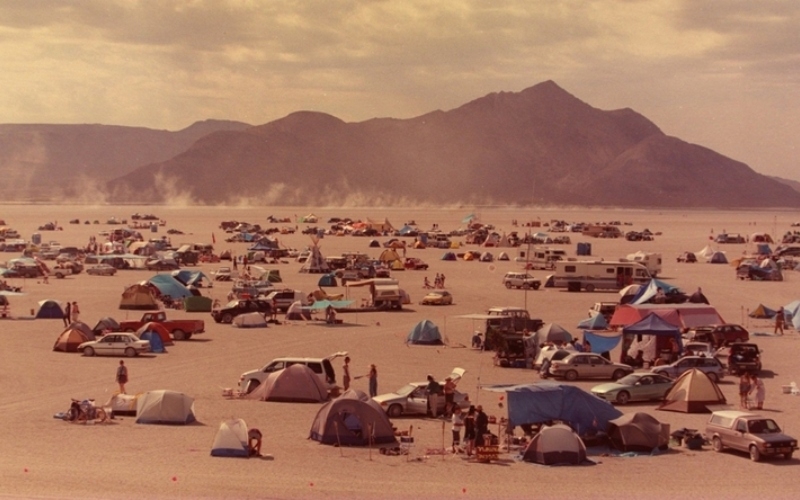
442 420 446 460
334 422 343 457
368 423 373 461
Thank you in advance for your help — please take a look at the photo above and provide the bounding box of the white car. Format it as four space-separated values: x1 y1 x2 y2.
79 333 150 357
238 352 347 394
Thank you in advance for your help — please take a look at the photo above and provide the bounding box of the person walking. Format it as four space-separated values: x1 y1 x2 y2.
342 356 351 391
63 301 71 327
774 307 785 336
750 374 766 410
116 360 128 394
367 364 378 398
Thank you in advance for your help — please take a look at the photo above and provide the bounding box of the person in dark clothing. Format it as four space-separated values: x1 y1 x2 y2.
63 301 71 327
474 405 489 447
463 406 476 456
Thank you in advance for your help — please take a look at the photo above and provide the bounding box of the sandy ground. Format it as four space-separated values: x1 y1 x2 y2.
1 205 799 500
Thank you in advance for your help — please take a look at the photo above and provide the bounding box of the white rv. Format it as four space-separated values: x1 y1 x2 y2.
515 247 568 270
553 260 651 292
625 251 662 277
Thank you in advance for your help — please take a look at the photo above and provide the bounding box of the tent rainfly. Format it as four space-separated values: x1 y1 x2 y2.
211 418 251 457
658 369 726 413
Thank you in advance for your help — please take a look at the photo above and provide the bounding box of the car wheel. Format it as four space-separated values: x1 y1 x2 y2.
172 329 186 341
585 284 596 293
615 391 631 405
612 370 627 381
222 313 233 324
564 370 578 381
505 282 512 289
749 445 761 462
707 372 719 383
784 452 793 460
533 283 540 290
125 347 137 358
387 404 403 418
712 436 723 453
522 283 530 290
83 346 95 357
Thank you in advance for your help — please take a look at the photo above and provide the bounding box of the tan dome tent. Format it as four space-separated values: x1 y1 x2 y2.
245 364 328 403
136 390 196 425
232 312 268 328
309 390 397 446
658 368 726 413
607 412 670 452
119 283 159 310
522 424 588 465
211 418 251 458
53 327 90 352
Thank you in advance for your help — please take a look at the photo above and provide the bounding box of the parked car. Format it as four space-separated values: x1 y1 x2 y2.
676 251 698 263
687 324 749 345
591 372 675 404
548 353 633 381
651 355 725 382
588 302 617 322
502 272 541 290
373 368 467 417
420 290 453 305
238 352 348 393
146 258 180 271
683 341 718 358
264 289 308 312
727 343 762 375
706 411 797 461
212 299 273 324
86 263 117 276
78 333 150 357
404 257 429 270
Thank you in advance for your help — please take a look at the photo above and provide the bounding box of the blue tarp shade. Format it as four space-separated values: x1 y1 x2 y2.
407 319 443 345
482 383 622 435
632 279 682 305
308 300 354 310
577 314 608 330
621 313 682 352
582 331 621 354
148 274 194 299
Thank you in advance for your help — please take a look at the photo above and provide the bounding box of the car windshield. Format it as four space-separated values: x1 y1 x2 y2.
749 419 781 434
617 374 642 385
394 384 417 397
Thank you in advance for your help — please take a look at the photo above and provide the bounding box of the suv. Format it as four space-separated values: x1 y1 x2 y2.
264 289 307 312
503 272 541 290
211 298 273 324
728 343 762 375
238 352 347 394
688 324 749 345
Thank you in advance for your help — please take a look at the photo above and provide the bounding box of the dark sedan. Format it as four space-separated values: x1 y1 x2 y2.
212 299 273 324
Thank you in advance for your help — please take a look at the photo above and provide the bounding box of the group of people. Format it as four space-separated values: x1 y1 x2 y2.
61 300 80 327
739 372 766 410
450 404 490 455
423 273 446 289
341 357 379 398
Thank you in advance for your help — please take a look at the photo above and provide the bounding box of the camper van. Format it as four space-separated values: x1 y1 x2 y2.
516 247 568 270
553 260 651 292
625 252 662 277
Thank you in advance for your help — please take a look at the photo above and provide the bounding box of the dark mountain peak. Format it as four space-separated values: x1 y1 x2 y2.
177 119 251 135
252 111 346 136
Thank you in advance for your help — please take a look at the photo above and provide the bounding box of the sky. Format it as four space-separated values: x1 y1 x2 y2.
1 0 798 180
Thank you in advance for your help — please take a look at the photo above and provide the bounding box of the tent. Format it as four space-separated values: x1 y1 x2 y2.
232 312 268 328
318 273 338 287
522 424 588 465
136 390 196 425
407 319 444 345
211 418 251 458
309 389 397 446
708 251 728 264
368 239 380 248
93 317 120 335
785 300 800 330
534 323 573 345
104 393 139 417
285 301 311 321
631 279 683 305
577 314 608 330
36 299 65 319
696 245 715 259
66 321 95 340
619 284 643 304
119 284 159 310
581 330 622 355
479 251 493 262
53 327 90 352
607 412 670 452
748 304 776 319
378 249 400 263
610 304 725 330
148 274 194 299
299 237 330 273
245 364 328 403
140 330 167 353
498 252 510 261
482 383 622 436
184 295 213 312
172 270 212 288
621 313 682 352
441 252 456 261
658 369 726 413
135 322 173 346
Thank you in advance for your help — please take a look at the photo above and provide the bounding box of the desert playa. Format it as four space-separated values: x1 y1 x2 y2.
1 204 799 500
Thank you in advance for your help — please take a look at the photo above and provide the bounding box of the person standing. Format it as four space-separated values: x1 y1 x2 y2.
342 356 351 391
774 307 785 336
474 405 489 447
367 364 378 397
443 376 456 417
451 406 464 453
463 406 476 456
739 373 752 409
750 374 766 410
425 375 443 418
63 301 71 327
71 301 80 322
116 360 128 394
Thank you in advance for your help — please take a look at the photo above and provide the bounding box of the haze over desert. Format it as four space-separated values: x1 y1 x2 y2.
0 204 799 500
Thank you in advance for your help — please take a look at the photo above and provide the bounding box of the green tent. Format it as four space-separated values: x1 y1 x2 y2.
184 295 213 312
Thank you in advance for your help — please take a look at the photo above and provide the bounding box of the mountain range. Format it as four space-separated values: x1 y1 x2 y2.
3 81 799 208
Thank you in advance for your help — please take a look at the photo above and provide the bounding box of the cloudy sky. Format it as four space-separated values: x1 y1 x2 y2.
1 0 798 180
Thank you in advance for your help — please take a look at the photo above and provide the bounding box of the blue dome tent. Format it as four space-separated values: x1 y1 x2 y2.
407 319 444 345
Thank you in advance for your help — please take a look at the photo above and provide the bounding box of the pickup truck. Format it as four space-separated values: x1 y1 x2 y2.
118 311 205 340
706 410 797 461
